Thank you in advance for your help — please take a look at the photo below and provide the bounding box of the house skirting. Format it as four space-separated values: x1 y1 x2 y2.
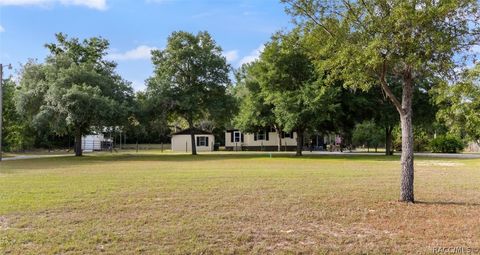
225 145 297 151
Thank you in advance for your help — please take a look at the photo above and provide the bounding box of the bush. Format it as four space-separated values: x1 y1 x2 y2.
393 127 432 152
430 135 464 153
352 121 384 151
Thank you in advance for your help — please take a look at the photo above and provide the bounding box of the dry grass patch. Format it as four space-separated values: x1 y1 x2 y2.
0 153 479 254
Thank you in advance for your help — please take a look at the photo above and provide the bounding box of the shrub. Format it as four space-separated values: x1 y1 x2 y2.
393 127 432 152
352 121 384 151
430 135 464 153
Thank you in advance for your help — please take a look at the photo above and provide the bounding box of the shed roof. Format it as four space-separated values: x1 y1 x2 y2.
172 128 213 135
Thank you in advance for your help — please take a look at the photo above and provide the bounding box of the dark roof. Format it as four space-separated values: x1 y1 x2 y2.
172 128 213 135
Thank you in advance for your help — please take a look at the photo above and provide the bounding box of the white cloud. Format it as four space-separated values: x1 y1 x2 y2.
238 44 265 66
223 50 239 63
0 0 107 10
145 0 174 4
108 45 157 61
61 0 106 9
0 25 4 32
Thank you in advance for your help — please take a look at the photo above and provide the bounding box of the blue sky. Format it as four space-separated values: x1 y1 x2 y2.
0 0 292 91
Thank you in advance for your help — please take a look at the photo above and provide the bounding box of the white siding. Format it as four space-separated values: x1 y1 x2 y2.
225 131 297 147
171 134 215 152
81 134 104 151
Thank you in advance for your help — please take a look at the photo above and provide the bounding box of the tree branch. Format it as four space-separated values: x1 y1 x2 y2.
284 0 334 37
341 0 372 35
379 60 403 115
360 0 374 17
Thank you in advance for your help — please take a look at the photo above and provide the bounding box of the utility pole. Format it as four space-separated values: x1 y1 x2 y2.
0 63 13 161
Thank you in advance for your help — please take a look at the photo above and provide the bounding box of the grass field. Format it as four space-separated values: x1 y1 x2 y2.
1 152 480 254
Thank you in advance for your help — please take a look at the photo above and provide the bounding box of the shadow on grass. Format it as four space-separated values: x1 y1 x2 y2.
83 152 474 162
415 201 480 206
0 153 397 171
0 152 475 171
86 152 404 163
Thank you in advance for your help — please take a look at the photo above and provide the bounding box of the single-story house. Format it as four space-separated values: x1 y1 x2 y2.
225 128 298 151
171 128 215 152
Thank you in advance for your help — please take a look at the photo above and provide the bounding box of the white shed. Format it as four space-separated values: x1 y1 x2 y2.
171 128 215 152
81 134 106 152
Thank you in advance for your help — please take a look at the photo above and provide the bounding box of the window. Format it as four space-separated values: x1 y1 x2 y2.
196 136 209 147
284 132 293 138
257 131 266 140
233 131 241 142
254 130 269 141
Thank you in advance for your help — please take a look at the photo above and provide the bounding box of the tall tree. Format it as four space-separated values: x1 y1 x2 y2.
16 33 133 156
366 85 399 156
329 86 375 150
352 120 384 152
436 63 480 145
363 77 437 156
2 79 35 151
283 0 480 202
234 63 284 151
124 91 170 145
147 31 234 155
256 32 338 156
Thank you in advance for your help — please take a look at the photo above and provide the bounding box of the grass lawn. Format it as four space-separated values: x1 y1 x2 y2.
1 152 479 254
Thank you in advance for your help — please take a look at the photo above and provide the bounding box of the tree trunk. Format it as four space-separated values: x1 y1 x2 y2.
296 130 303 156
385 126 393 156
189 121 197 155
74 129 82 157
275 126 283 152
399 70 415 203
400 112 414 202
379 63 415 203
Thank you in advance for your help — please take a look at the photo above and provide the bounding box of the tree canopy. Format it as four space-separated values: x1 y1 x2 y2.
233 63 278 132
16 33 133 156
436 63 480 144
352 120 384 152
282 0 480 202
255 31 339 155
146 31 235 155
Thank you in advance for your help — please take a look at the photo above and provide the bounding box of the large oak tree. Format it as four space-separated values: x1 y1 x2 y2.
233 63 284 151
147 31 234 155
16 33 133 156
256 32 338 156
283 0 480 202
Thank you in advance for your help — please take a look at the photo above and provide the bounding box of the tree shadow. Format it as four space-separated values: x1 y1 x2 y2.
415 201 480 206
0 153 284 170
0 151 474 171
99 152 404 162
